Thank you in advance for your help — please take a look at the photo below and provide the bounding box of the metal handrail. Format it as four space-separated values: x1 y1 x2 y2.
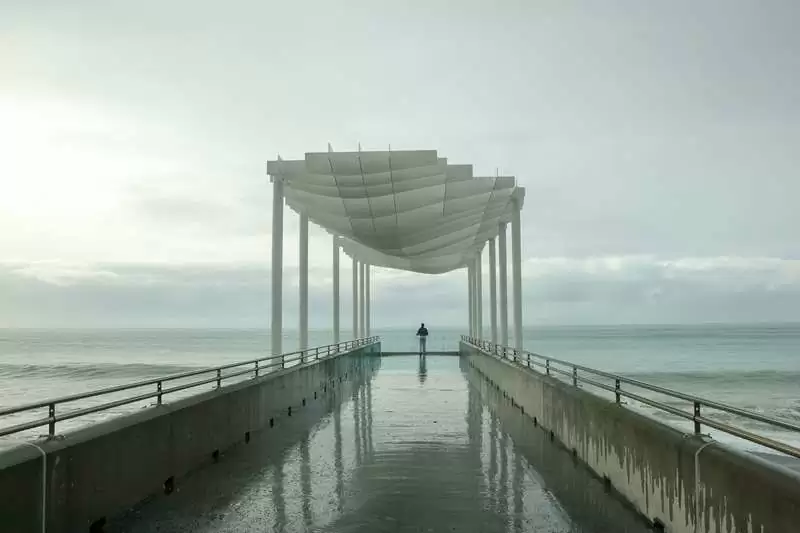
0 336 380 439
462 335 800 459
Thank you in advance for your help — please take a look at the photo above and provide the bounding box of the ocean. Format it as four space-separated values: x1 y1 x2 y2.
1 324 798 455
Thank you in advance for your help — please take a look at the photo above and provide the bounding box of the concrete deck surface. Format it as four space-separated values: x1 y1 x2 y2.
108 356 650 533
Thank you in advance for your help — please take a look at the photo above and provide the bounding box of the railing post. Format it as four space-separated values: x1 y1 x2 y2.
615 379 621 404
546 359 550 376
316 347 320 360
526 353 531 368
157 381 163 405
48 403 56 437
694 402 702 434
255 360 260 377
572 366 578 386
281 353 286 369
216 368 222 389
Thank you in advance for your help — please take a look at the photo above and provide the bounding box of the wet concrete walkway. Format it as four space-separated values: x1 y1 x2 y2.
109 356 651 533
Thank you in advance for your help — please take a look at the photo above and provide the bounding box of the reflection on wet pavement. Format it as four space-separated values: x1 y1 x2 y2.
109 355 650 533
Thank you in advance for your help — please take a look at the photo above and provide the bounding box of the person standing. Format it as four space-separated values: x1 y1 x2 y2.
416 323 429 355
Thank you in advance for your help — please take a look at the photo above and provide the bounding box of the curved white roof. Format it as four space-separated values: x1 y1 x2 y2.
267 149 524 274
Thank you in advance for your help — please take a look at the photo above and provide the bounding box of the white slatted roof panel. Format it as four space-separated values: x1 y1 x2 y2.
267 149 523 274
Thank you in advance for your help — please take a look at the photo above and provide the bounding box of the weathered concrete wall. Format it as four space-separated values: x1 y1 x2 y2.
0 343 380 533
461 342 800 533
460 357 651 532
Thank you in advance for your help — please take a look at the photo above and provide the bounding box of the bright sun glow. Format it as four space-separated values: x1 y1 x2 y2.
0 96 130 216
0 94 199 262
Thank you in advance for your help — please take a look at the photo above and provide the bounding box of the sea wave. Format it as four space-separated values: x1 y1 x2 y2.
621 369 800 386
0 362 204 380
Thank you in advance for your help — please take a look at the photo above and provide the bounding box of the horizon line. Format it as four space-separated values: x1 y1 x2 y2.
2 320 800 331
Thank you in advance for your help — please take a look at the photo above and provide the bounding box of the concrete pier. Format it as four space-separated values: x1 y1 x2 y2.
104 355 650 532
2 347 798 532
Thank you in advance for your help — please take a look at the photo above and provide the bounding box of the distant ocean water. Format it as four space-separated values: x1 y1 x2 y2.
1 324 798 455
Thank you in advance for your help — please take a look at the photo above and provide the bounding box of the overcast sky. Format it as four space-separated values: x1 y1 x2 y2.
1 1 799 328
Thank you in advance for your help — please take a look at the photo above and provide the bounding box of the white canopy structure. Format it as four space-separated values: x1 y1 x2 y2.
267 149 525 274
266 148 525 357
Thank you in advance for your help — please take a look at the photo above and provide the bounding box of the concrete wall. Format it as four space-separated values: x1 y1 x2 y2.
460 357 651 532
0 343 380 533
462 342 800 533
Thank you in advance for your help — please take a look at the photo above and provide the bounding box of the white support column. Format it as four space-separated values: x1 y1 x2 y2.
473 258 479 336
467 264 474 336
498 222 509 346
365 264 371 336
476 247 483 339
352 257 358 340
299 213 308 351
270 177 284 356
511 202 523 350
332 236 340 344
489 238 498 344
359 261 366 338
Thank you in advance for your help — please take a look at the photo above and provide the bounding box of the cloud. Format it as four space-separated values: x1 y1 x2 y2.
520 256 800 324
523 256 800 298
2 256 799 329
11 261 120 286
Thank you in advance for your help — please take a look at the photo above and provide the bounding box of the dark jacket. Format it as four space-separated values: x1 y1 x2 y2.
416 327 429 337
